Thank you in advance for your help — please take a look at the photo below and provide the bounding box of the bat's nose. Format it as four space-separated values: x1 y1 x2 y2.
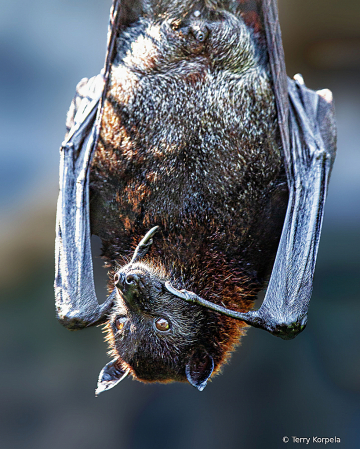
115 271 140 288
124 273 139 286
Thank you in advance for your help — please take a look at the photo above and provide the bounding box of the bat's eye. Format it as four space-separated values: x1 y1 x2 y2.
126 274 138 285
115 317 127 331
154 317 171 332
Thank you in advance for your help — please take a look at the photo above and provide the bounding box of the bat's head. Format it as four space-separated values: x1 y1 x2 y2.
96 228 221 395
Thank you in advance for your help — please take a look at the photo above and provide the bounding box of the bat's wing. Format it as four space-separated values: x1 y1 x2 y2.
55 74 112 329
168 0 336 339
244 0 336 338
251 74 336 339
54 0 164 329
54 1 125 329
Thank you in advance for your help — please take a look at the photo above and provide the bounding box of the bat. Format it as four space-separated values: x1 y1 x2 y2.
55 0 336 395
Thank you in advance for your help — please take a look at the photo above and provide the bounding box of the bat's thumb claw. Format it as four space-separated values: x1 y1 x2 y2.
293 73 305 85
316 88 333 104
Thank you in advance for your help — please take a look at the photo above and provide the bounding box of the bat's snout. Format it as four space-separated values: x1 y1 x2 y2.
114 268 149 311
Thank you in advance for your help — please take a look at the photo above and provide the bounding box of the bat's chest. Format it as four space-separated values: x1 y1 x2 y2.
91 64 281 237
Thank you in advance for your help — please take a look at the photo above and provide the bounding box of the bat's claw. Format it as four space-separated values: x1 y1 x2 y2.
270 316 308 340
131 226 160 263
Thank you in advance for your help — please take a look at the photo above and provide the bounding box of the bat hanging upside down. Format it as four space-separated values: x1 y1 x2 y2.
55 0 336 395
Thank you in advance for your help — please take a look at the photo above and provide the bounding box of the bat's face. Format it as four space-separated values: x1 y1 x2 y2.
97 261 217 394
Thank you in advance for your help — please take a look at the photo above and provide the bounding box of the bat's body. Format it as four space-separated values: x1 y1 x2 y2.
91 9 286 321
55 0 336 394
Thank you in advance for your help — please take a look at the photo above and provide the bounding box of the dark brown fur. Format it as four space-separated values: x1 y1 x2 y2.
90 0 287 387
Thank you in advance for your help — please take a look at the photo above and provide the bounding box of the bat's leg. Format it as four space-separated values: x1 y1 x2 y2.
55 75 115 330
168 76 336 340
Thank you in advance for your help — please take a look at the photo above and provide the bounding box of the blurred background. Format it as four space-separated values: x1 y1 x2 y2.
0 0 359 448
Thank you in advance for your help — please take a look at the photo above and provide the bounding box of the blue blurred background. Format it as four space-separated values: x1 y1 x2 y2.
0 1 359 448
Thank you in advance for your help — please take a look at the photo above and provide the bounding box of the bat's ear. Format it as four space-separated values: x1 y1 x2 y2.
95 358 130 396
185 348 214 392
